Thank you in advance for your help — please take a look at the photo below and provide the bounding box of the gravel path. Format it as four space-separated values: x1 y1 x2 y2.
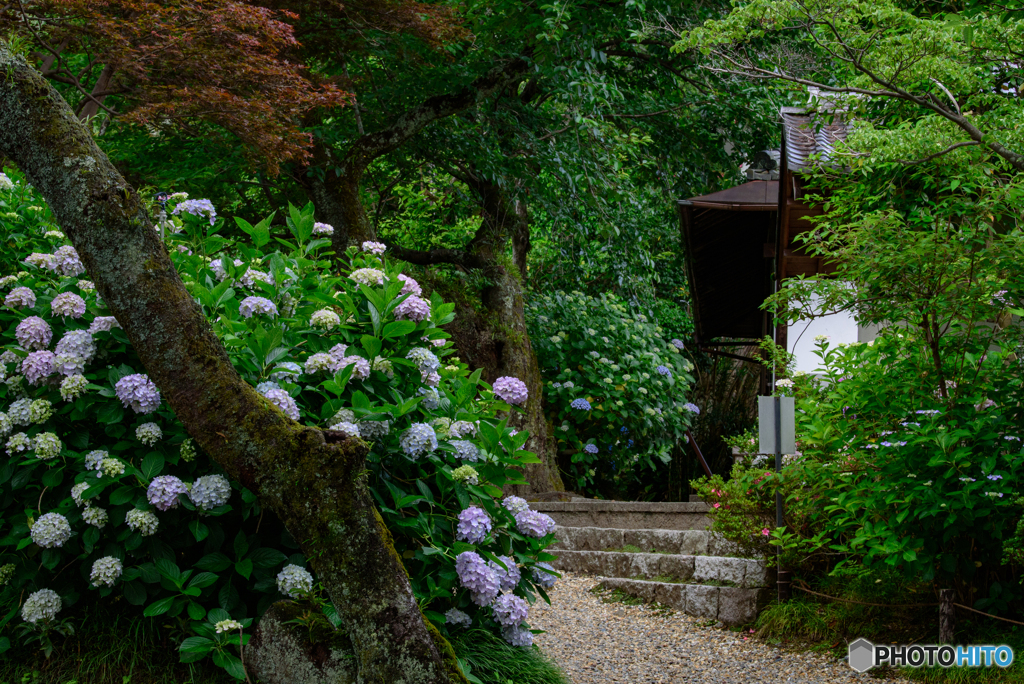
531 572 912 684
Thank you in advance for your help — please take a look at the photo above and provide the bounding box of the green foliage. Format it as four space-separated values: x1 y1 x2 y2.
0 178 557 678
691 463 775 559
525 290 695 494
451 628 569 684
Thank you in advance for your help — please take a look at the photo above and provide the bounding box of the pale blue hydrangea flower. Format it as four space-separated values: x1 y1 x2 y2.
82 505 108 529
456 506 492 544
261 387 300 420
84 450 107 471
31 512 71 548
671 338 685 349
491 593 529 627
239 268 273 289
683 403 700 415
116 374 161 414
418 387 440 410
126 509 159 536
358 420 390 440
304 353 336 374
532 562 557 589
22 589 61 624
256 380 280 395
406 348 440 372
21 350 55 385
16 316 52 350
395 295 430 322
502 496 530 515
362 241 386 255
239 296 278 318
0 412 13 436
444 608 472 628
172 199 217 225
5 286 35 308
330 421 361 438
310 309 341 330
71 481 90 507
270 361 302 382
451 440 480 462
88 316 120 333
583 444 599 455
312 222 334 236
136 422 162 446
276 564 314 598
502 624 533 648
190 474 231 510
147 475 188 511
33 432 61 460
493 376 528 405
455 551 500 606
656 365 672 377
400 423 437 458
570 398 591 411
51 292 86 318
488 555 521 592
515 510 555 538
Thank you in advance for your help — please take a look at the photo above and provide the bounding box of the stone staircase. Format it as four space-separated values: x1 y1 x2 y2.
532 499 773 626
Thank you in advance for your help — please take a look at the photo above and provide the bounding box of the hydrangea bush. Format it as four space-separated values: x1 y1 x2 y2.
0 174 558 677
526 290 696 492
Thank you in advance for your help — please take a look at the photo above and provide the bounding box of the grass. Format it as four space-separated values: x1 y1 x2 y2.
602 545 672 555
753 570 1024 683
451 628 570 684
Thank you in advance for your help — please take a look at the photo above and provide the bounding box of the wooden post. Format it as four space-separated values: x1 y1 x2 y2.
940 589 956 644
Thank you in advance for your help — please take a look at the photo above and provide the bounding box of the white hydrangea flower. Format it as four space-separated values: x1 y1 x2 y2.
33 432 61 460
215 619 244 633
90 556 123 587
136 422 162 446
180 439 197 462
100 458 125 478
29 399 52 423
358 420 390 440
348 268 385 287
84 449 107 471
0 563 14 586
126 509 159 536
31 513 71 548
71 481 91 507
276 564 314 598
82 506 108 529
22 589 61 624
6 432 31 454
329 421 361 438
310 309 341 330
304 352 336 374
60 373 89 401
0 412 13 436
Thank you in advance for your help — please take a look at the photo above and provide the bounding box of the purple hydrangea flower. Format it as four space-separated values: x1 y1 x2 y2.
172 199 217 225
312 222 334 236
455 551 500 606
261 387 300 420
395 295 431 322
570 398 591 411
88 316 120 333
456 506 492 544
147 475 188 511
239 296 278 318
5 286 35 309
488 555 521 592
51 292 86 318
54 330 95 374
532 562 557 589
515 510 555 538
16 316 52 350
491 593 529 627
493 376 529 406
362 241 386 255
502 624 533 648
21 351 56 385
115 374 161 414
397 274 422 296
502 495 530 514
656 365 672 377
683 402 700 415
671 339 685 349
337 356 371 380
49 246 85 277
583 444 599 455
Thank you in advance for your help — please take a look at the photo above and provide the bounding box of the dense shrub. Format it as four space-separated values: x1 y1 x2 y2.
526 290 696 493
0 169 558 678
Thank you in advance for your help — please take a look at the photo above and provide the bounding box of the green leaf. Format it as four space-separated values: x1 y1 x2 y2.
109 485 136 505
248 547 287 569
187 602 208 621
96 402 124 424
143 596 177 617
195 552 232 572
382 320 416 339
123 581 147 605
179 636 215 655
361 335 382 359
233 531 249 559
189 520 210 542
140 452 165 480
156 558 182 581
188 572 220 589
40 468 64 487
234 559 253 580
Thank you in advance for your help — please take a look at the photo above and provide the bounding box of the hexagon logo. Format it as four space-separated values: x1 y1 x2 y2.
848 638 875 673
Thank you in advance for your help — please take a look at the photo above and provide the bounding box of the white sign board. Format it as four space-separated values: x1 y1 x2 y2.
758 396 796 456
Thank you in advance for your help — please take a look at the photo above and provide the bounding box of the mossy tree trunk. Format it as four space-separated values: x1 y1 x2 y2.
0 45 467 684
391 176 565 495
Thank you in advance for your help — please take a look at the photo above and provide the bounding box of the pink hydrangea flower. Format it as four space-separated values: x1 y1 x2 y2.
493 376 528 406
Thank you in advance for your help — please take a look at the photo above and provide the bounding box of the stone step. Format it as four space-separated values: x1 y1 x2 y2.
531 500 710 531
549 525 748 557
550 550 772 589
596 577 770 626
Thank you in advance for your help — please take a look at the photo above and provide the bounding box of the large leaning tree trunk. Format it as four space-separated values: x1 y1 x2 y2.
0 45 467 684
389 176 564 496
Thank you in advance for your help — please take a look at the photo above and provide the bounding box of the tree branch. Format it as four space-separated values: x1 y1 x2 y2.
898 140 980 165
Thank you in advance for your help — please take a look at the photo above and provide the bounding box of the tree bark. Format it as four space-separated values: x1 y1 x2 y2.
77 64 115 120
0 45 466 684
